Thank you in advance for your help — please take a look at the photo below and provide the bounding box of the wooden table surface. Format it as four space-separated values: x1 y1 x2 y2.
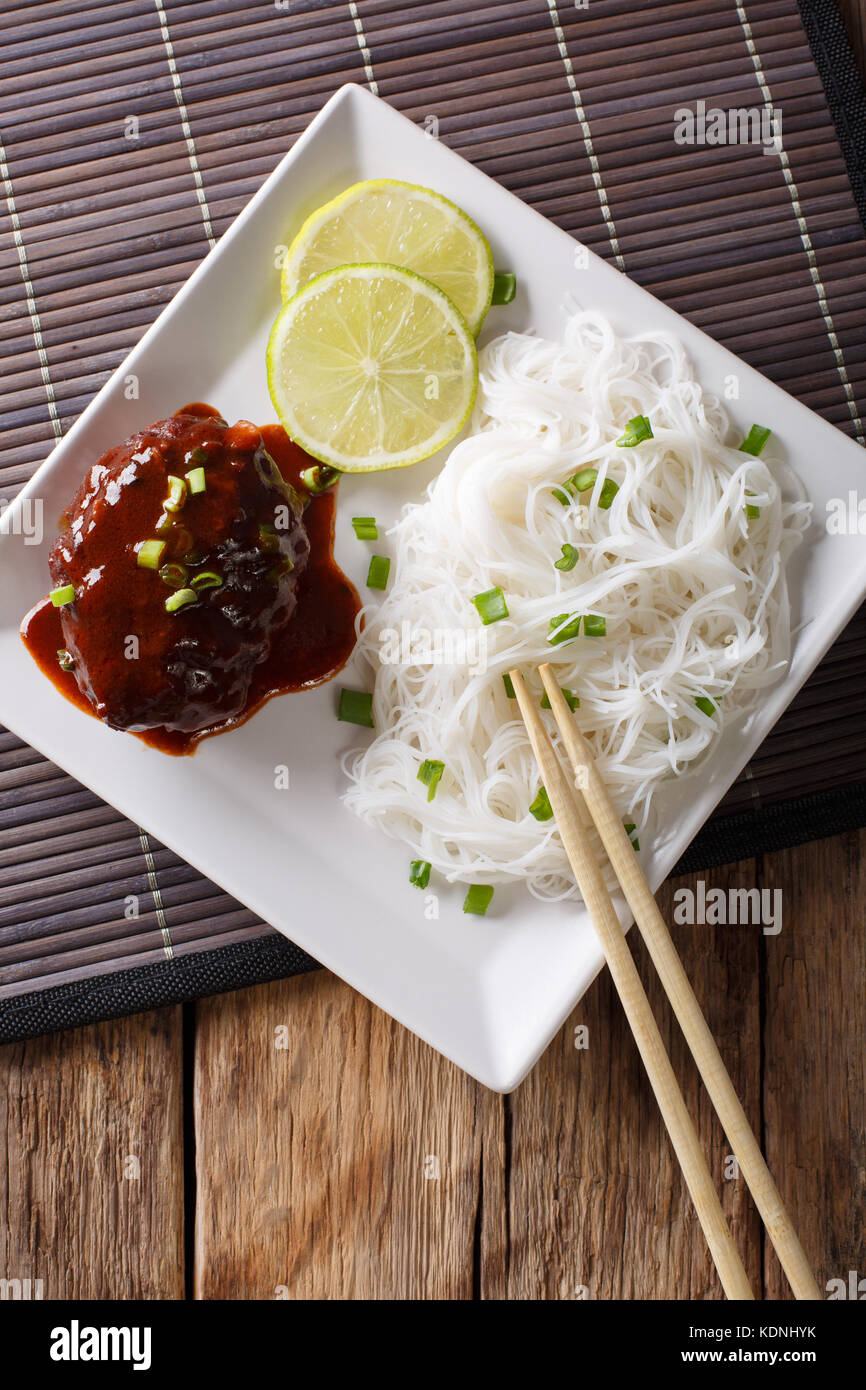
2 9 866 1302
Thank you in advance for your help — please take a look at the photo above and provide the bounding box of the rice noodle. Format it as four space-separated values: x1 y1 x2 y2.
342 311 810 900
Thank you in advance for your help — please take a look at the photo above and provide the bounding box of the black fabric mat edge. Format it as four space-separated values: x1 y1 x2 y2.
4 3 866 1043
798 0 866 233
0 935 321 1044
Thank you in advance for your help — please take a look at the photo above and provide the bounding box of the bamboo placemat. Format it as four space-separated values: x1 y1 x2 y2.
2 0 865 1038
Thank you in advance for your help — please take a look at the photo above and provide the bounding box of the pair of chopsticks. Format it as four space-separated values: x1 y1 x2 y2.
509 664 820 1302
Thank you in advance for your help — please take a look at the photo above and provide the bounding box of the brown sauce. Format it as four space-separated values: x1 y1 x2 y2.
21 420 361 756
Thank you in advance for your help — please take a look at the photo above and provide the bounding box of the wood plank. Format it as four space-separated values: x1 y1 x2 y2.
762 831 866 1300
193 970 505 1299
0 1007 184 1298
503 862 764 1299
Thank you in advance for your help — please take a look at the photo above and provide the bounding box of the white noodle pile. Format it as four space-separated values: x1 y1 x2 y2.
342 311 810 900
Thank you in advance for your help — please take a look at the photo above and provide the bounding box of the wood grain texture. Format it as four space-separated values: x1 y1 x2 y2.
0 1008 183 1298
762 830 866 1299
193 970 505 1300
504 864 764 1300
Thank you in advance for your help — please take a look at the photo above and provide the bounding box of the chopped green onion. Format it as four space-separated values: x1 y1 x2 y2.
352 516 378 540
583 613 606 637
571 468 598 493
258 523 280 553
170 526 194 555
185 466 206 495
541 687 579 712
529 786 554 822
502 673 516 699
300 464 340 494
616 415 653 447
548 612 582 645
694 696 716 717
417 758 445 802
463 884 494 916
189 446 208 464
739 424 771 457
598 479 619 509
49 584 75 608
570 469 618 508
268 557 294 582
366 555 391 590
159 563 188 590
472 586 509 625
136 539 166 569
554 543 580 571
155 512 172 532
57 649 74 672
338 688 374 727
165 587 198 613
190 571 223 591
491 271 517 305
164 475 188 513
409 859 431 890
745 493 761 519
624 822 640 852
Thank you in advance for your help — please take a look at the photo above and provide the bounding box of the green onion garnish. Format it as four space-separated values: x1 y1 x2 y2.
745 492 761 519
165 587 198 613
491 271 517 305
548 612 582 645
694 696 716 717
338 688 374 727
189 446 208 464
571 468 598 493
463 884 494 916
541 687 579 712
352 516 378 540
258 523 280 553
268 557 294 582
300 464 340 494
57 649 74 671
570 469 618 508
410 859 431 890
616 415 653 447
598 479 619 509
502 673 516 699
529 786 554 822
164 475 188 513
49 584 75 607
366 555 391 590
190 571 223 591
185 466 206 495
552 486 572 507
554 543 579 571
739 424 771 457
472 586 509 625
159 563 188 589
624 822 640 852
417 758 445 802
136 539 166 570
583 613 606 637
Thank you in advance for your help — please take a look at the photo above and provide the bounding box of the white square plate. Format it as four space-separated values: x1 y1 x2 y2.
2 85 865 1090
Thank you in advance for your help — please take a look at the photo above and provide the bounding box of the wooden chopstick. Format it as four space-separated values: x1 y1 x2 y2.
508 668 755 1300
535 663 821 1301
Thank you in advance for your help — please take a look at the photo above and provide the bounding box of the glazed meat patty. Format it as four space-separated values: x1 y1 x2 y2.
49 404 310 733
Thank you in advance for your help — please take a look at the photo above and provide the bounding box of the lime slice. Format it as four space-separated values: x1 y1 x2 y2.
281 179 495 337
267 263 478 473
